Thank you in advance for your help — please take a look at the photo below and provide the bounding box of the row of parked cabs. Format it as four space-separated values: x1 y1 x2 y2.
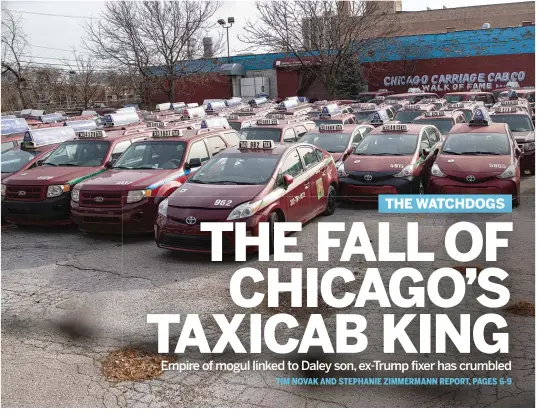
0 88 534 253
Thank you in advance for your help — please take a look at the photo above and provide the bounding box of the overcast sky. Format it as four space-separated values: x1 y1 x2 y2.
1 0 530 68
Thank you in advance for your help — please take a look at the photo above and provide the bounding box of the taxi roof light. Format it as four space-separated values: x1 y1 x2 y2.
238 140 275 150
319 124 344 132
469 108 492 126
22 127 77 148
152 129 183 138
371 111 389 124
500 100 521 106
494 106 519 113
257 118 279 125
424 111 444 117
200 117 230 129
378 88 388 92
383 124 408 132
268 114 286 120
404 104 421 110
447 103 464 108
226 114 239 120
77 130 107 139
147 121 167 128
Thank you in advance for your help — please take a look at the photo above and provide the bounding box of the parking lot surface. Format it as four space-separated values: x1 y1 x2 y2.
1 175 535 407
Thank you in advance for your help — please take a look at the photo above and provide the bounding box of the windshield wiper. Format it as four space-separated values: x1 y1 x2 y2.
189 179 208 184
112 165 132 169
461 151 502 155
43 162 58 166
58 162 81 166
442 150 464 155
373 153 404 156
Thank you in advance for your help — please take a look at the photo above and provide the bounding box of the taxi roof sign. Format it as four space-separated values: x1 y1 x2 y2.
238 140 274 150
64 119 98 132
155 102 172 111
186 103 199 108
469 108 492 125
147 121 167 128
200 117 229 129
22 127 77 148
77 130 107 139
257 118 279 125
278 100 298 110
371 111 389 124
494 107 520 113
382 124 408 132
226 114 239 120
319 124 344 132
268 114 286 120
404 104 421 110
250 97 268 107
152 129 183 138
424 111 444 117
104 111 140 126
40 113 65 123
500 100 522 106
206 101 227 111
182 106 207 119
1 118 29 135
447 103 464 109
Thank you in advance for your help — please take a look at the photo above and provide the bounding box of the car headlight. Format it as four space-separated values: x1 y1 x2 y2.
127 189 151 203
227 200 262 221
524 142 535 151
71 188 80 203
393 164 414 177
47 184 70 198
1 184 5 197
431 162 446 177
337 163 349 177
158 198 168 217
497 164 516 179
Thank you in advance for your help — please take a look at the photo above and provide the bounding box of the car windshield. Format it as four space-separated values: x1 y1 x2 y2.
239 128 282 142
442 133 510 155
299 133 350 153
490 114 533 132
461 109 473 122
113 141 186 170
190 154 279 185
356 94 375 102
354 111 375 123
354 133 418 155
413 118 455 134
394 110 425 123
445 95 465 103
313 119 344 126
44 141 110 166
229 122 242 131
1 149 40 172
1 141 16 153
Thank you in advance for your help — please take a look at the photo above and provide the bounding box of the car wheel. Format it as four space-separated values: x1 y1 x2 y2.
322 185 337 216
268 212 279 255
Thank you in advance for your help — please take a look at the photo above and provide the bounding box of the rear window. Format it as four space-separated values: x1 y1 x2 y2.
394 110 425 123
445 95 465 103
354 111 375 123
313 119 344 126
239 128 282 142
490 114 533 132
299 132 351 153
412 118 455 134
229 122 241 131
443 133 510 155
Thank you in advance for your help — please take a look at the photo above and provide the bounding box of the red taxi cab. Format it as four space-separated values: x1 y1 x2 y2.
491 93 533 117
419 98 447 111
2 128 153 226
428 109 520 205
445 102 482 122
2 118 30 152
226 114 268 131
490 106 535 175
70 123 242 233
412 110 467 139
1 127 76 180
239 117 316 143
312 104 357 126
393 103 436 123
383 92 439 104
154 139 338 253
299 123 374 166
337 123 442 201
497 88 535 104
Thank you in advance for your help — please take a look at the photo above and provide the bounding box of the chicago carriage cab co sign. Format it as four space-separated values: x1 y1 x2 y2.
383 70 528 92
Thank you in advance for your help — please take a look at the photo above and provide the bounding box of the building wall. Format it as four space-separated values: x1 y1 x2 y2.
150 74 231 105
244 69 278 98
387 1 534 36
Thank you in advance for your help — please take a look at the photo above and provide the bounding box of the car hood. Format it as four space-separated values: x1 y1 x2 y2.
77 168 181 191
1 172 13 180
344 154 414 172
512 131 534 143
436 154 513 177
3 166 104 186
168 183 265 209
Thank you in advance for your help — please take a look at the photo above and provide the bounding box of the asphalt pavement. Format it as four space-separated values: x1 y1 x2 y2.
1 175 535 407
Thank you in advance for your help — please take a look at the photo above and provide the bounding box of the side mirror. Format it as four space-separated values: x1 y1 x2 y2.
104 160 113 169
186 158 202 169
283 174 294 187
422 148 430 157
515 147 522 157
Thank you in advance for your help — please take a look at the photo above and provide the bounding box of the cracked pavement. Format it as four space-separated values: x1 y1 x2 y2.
1 175 535 407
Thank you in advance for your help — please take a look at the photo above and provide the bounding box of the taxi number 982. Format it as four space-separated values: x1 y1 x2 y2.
214 199 232 206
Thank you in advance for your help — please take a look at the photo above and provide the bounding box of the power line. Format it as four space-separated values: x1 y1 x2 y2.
28 44 88 53
4 9 97 19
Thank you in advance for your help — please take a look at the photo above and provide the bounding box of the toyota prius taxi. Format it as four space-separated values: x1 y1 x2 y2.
154 140 338 253
428 109 521 206
337 123 442 202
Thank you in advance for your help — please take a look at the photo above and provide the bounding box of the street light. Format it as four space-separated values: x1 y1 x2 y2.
218 16 234 63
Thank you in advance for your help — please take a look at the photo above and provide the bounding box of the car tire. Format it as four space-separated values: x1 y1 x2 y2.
322 185 337 216
268 212 279 255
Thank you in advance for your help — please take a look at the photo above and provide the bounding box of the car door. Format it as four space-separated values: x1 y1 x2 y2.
185 139 210 172
279 148 309 222
297 145 327 216
282 128 297 143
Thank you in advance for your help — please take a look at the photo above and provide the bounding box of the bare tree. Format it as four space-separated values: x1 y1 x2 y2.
1 10 29 108
83 1 223 103
240 1 401 99
63 51 103 109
